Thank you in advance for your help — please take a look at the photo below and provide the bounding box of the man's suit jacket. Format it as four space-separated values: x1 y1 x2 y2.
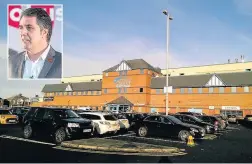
8 46 62 79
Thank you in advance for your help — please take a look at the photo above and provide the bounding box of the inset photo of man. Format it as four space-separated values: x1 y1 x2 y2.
7 4 63 79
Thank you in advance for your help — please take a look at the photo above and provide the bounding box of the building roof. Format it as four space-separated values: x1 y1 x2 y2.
71 81 102 91
107 96 134 105
150 72 252 89
42 82 102 92
103 59 161 73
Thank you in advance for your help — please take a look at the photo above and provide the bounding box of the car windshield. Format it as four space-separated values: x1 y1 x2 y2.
166 115 183 124
190 116 203 122
104 115 117 121
54 110 80 118
0 110 11 115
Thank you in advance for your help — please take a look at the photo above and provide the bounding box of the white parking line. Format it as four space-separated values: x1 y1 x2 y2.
0 135 56 146
226 127 240 130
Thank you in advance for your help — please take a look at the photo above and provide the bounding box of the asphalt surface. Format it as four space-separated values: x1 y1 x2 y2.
0 124 252 163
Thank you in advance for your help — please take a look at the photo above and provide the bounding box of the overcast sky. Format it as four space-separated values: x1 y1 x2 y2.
0 0 252 98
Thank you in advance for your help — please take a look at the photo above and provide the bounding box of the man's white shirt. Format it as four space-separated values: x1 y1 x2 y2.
23 45 50 79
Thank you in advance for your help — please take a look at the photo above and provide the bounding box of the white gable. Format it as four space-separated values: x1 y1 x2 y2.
205 75 225 87
65 84 73 91
116 61 132 71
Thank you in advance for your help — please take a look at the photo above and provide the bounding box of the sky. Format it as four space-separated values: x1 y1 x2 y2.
0 0 251 98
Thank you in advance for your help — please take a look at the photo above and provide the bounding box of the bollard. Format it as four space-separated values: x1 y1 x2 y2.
187 135 195 147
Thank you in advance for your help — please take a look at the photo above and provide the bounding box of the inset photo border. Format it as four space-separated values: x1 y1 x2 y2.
7 4 63 80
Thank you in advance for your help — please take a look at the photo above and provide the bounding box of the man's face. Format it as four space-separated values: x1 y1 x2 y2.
19 16 47 51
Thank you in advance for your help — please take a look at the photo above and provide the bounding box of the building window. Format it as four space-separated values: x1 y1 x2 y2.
140 69 144 74
81 91 85 95
123 88 127 93
172 88 176 93
96 91 100 95
118 88 122 93
105 72 108 76
180 88 184 93
198 88 203 93
244 86 249 93
140 88 144 93
219 87 224 93
85 91 88 95
231 87 236 93
119 71 127 76
180 73 184 76
209 87 214 93
156 89 160 94
188 88 193 93
104 89 107 94
90 91 94 95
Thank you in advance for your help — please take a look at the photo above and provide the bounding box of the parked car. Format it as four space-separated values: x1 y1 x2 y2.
172 114 216 134
10 107 30 124
22 107 94 144
195 115 221 130
112 113 130 132
244 115 252 122
177 112 205 116
0 109 18 125
134 115 205 141
78 112 120 136
123 113 149 130
214 115 229 128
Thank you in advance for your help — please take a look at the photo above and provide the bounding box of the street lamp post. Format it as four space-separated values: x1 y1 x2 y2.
163 10 173 116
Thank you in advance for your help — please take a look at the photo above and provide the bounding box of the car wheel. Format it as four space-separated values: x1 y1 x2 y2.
54 127 66 145
137 126 148 137
23 124 33 139
178 130 190 141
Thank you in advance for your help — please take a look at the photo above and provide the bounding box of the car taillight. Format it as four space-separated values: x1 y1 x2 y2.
214 121 218 125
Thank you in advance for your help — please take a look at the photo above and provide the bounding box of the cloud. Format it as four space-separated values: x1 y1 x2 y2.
233 0 252 16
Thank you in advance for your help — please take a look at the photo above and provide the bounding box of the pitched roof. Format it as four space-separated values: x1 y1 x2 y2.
42 82 102 92
107 96 134 105
71 81 102 91
42 83 69 92
151 72 252 88
103 59 161 73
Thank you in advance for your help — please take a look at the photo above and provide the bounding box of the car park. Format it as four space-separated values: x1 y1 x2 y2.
78 112 120 136
0 109 18 125
172 114 215 134
22 107 94 144
133 114 205 141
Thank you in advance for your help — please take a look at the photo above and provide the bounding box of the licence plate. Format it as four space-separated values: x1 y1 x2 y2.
9 120 16 123
83 129 91 133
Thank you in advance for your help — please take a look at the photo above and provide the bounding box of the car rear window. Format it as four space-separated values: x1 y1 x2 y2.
104 115 117 121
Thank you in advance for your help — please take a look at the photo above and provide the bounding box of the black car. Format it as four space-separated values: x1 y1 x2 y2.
22 107 94 144
10 107 30 124
172 114 216 134
195 115 220 130
122 113 149 130
134 115 205 141
177 112 205 116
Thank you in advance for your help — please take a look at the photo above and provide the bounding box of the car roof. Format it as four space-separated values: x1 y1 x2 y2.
78 112 112 116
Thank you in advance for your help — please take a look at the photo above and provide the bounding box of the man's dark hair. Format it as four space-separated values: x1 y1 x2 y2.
20 8 52 43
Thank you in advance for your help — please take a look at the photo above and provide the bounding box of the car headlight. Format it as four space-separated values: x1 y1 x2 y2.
67 123 80 127
190 128 199 132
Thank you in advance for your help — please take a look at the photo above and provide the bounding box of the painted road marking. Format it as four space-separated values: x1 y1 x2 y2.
0 135 56 146
226 127 240 130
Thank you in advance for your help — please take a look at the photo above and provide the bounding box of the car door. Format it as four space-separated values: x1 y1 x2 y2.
42 109 56 135
32 108 47 135
160 117 176 137
143 116 160 136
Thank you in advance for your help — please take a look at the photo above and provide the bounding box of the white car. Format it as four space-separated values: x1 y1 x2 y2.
78 112 120 136
112 113 130 132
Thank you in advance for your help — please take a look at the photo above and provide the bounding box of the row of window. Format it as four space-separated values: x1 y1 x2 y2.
155 86 250 94
46 91 101 96
104 69 157 77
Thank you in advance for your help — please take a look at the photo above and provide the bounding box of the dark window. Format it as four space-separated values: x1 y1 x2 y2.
246 69 251 72
140 88 144 93
80 114 101 120
162 117 172 124
26 108 37 117
104 89 107 94
144 116 160 122
140 69 144 74
104 115 117 121
180 73 184 75
43 110 54 119
34 108 46 119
